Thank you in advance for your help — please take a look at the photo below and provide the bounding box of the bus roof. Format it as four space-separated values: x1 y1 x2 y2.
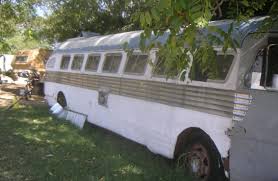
55 16 276 53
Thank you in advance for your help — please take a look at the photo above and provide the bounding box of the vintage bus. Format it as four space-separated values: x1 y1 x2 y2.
44 17 278 181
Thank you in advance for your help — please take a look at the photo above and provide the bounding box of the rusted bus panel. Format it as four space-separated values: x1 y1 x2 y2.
45 71 235 117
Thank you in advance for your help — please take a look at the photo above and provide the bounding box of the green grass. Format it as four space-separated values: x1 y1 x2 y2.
0 105 192 181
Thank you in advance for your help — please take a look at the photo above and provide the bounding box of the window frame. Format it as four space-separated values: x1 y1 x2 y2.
123 53 149 76
260 44 278 89
188 50 236 84
151 52 179 79
71 54 84 71
84 53 101 72
60 55 71 70
101 53 123 74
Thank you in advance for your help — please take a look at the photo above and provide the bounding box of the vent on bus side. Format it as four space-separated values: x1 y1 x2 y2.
98 87 110 107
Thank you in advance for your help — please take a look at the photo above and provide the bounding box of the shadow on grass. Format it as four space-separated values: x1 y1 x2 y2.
0 84 22 96
0 105 193 181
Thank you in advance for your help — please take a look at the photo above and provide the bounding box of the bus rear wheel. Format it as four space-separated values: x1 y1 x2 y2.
177 132 223 181
57 92 67 108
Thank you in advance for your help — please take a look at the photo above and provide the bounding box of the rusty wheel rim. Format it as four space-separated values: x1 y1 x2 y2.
184 144 210 180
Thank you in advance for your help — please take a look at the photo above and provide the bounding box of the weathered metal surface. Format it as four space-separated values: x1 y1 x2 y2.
45 71 235 118
54 17 268 54
230 90 278 181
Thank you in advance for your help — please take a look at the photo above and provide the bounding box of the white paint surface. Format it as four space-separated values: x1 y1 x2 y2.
50 103 63 114
65 111 87 129
45 82 232 158
50 103 87 129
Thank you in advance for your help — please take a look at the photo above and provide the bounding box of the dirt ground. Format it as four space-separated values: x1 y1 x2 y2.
0 83 46 109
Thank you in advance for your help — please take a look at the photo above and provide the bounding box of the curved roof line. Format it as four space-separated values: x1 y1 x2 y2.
55 16 274 53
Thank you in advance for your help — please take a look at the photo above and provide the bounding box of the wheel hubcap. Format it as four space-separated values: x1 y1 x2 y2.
185 144 210 180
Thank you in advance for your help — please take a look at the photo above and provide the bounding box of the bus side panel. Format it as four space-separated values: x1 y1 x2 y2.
44 81 98 115
44 82 232 159
230 90 278 181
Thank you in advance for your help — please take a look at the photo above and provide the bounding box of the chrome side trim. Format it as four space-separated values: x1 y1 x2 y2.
45 71 236 118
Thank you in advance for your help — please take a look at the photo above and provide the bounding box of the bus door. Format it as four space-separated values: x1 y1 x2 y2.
230 40 278 181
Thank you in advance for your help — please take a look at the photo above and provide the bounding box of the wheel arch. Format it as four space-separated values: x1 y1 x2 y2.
57 90 67 107
173 127 221 160
173 127 227 180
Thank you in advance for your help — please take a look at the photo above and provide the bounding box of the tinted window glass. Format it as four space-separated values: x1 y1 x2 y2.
15 56 28 62
124 54 148 74
85 55 101 72
102 53 122 73
71 55 84 70
60 56 71 70
190 54 234 81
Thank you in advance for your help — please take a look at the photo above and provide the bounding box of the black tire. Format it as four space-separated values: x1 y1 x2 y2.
176 132 224 181
57 92 67 108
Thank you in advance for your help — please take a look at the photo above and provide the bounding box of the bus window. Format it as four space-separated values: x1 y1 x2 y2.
246 49 264 89
60 55 71 70
71 55 84 70
260 44 278 88
85 54 101 72
190 54 234 82
102 53 122 73
152 55 179 77
124 54 148 75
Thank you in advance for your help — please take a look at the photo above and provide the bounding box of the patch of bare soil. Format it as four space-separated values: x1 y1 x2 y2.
0 83 46 109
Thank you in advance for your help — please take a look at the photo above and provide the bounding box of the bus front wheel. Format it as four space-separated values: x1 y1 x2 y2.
177 132 224 181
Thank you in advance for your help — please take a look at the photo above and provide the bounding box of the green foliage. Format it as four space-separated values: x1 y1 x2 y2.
1 0 277 78
132 0 278 79
41 0 143 42
0 0 48 53
5 31 49 54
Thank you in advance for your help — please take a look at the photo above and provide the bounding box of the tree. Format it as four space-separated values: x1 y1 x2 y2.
0 0 47 53
132 0 278 79
41 0 142 42
1 0 277 78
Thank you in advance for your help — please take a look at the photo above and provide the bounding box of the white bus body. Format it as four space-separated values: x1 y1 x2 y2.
44 17 278 181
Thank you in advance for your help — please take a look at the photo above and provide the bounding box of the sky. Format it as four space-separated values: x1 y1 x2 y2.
35 6 51 17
